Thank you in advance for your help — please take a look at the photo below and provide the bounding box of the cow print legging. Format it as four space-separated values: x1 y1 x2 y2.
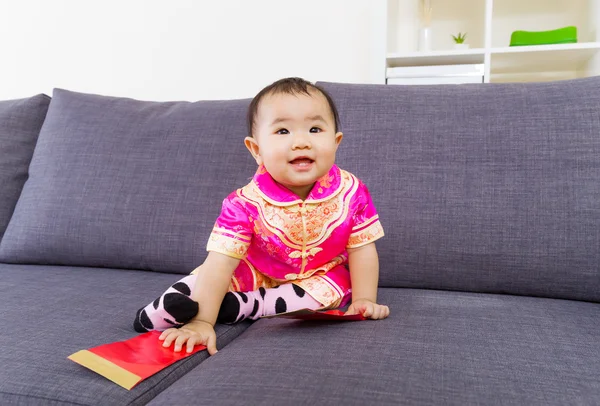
133 275 322 332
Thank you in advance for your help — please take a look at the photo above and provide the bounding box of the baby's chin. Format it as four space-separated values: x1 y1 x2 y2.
268 165 334 187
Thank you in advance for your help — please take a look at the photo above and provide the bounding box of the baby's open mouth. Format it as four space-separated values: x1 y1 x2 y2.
289 158 314 165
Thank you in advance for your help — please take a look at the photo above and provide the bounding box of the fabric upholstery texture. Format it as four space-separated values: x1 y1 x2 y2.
1 78 599 405
0 89 255 273
319 77 600 302
148 288 600 406
0 94 50 242
0 264 251 406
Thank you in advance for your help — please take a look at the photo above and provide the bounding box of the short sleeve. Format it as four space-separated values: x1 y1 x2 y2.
206 192 253 259
346 180 384 249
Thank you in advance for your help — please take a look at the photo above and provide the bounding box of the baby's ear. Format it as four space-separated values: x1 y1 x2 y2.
335 132 343 147
244 137 263 165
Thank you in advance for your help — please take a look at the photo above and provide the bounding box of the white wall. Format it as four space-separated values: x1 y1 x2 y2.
0 0 386 101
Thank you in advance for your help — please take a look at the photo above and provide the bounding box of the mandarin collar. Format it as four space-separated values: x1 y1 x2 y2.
251 164 343 206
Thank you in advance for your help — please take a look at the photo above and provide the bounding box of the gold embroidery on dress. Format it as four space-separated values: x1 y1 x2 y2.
351 214 380 231
251 169 345 207
319 173 334 189
238 189 301 249
237 171 360 251
347 220 385 248
243 258 279 290
206 232 250 259
228 259 280 291
229 275 241 292
212 226 252 242
288 247 323 259
282 254 346 282
293 274 343 309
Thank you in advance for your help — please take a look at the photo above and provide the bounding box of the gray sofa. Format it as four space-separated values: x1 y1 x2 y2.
0 77 599 405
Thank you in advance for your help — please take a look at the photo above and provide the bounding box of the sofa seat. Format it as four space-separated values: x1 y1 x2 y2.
0 264 251 406
148 287 600 406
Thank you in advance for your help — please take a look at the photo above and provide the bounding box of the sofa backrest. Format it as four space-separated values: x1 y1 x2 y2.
2 79 599 303
0 94 50 243
319 77 600 302
0 89 255 273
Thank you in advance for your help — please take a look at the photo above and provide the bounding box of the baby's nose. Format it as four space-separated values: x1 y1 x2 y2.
292 133 312 149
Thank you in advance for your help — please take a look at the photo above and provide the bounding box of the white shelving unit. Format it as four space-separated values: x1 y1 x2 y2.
384 0 600 83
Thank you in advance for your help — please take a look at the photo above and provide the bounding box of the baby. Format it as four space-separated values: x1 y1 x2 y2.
133 77 389 355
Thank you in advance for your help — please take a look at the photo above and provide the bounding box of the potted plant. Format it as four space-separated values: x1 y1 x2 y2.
452 32 469 50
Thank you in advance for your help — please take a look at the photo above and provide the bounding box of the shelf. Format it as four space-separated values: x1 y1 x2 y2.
383 0 600 83
490 42 600 73
386 49 486 68
490 41 600 55
387 42 600 73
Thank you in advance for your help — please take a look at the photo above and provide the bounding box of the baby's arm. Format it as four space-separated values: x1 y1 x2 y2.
190 252 240 325
159 251 240 355
346 242 390 320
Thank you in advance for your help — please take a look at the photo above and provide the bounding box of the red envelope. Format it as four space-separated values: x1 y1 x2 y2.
262 308 366 321
68 331 206 390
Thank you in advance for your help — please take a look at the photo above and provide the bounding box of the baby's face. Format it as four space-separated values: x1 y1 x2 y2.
246 90 343 199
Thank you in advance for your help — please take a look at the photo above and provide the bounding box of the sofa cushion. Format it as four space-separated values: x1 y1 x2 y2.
147 288 600 406
0 94 50 243
319 77 600 302
0 264 251 406
0 89 255 273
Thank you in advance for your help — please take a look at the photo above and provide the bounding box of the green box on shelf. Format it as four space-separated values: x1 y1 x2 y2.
509 26 577 47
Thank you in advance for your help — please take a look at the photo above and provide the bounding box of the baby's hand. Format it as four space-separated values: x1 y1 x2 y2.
159 320 218 355
345 299 390 320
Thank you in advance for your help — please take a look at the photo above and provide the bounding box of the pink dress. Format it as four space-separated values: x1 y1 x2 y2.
202 164 384 309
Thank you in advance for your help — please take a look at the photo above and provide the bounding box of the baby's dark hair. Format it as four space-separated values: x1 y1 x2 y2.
247 77 340 138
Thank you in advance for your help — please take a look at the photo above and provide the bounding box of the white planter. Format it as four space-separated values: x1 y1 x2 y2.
454 43 470 50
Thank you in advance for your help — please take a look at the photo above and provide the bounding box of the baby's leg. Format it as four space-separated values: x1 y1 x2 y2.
133 274 198 332
217 283 322 324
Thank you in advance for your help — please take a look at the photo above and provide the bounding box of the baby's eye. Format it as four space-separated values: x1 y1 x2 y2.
275 128 289 135
309 127 322 133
